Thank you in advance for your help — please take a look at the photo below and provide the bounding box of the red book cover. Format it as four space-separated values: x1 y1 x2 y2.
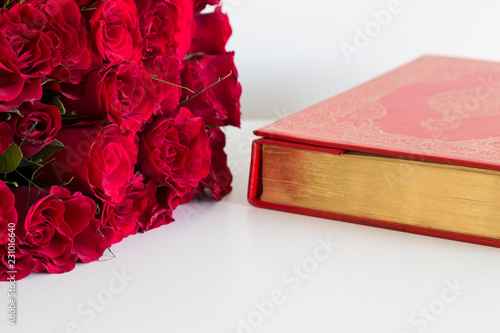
249 55 500 247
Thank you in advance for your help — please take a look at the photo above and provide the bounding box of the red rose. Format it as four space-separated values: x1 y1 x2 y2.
0 246 35 281
89 0 143 63
0 180 35 281
156 185 195 210
96 61 157 132
178 53 242 127
102 176 172 243
145 207 174 232
58 69 108 123
175 59 225 126
42 122 138 203
196 128 232 200
138 108 211 198
144 56 182 114
164 0 195 58
8 101 62 158
0 180 16 244
190 6 231 55
0 5 55 111
23 0 92 84
65 62 157 135
12 186 114 274
135 0 179 59
197 53 242 127
0 122 14 155
63 61 158 133
6 4 57 76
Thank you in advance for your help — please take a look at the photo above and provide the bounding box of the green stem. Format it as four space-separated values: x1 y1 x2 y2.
14 170 61 201
22 158 43 168
97 229 116 261
185 52 205 60
179 71 233 105
151 76 195 94
19 122 38 148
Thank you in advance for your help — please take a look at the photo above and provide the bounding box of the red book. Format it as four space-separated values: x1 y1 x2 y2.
248 55 500 247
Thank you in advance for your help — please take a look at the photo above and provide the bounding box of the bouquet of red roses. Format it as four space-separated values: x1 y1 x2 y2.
0 0 241 281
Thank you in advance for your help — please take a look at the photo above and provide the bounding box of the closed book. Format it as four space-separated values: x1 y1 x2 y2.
248 55 500 247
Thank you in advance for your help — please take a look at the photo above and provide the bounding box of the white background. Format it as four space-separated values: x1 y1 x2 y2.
227 0 500 119
2 0 500 332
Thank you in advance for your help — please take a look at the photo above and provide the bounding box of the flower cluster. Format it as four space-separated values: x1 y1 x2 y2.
0 0 241 280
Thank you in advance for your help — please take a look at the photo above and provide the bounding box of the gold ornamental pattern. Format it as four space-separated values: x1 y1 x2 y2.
262 56 500 167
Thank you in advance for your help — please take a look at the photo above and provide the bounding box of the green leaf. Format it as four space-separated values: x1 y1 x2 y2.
51 95 67 115
0 143 23 174
29 140 66 165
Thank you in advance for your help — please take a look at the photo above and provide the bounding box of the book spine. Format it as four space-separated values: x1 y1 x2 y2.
248 138 345 206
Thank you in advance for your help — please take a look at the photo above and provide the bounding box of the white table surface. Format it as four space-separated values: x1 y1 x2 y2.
1 119 500 333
